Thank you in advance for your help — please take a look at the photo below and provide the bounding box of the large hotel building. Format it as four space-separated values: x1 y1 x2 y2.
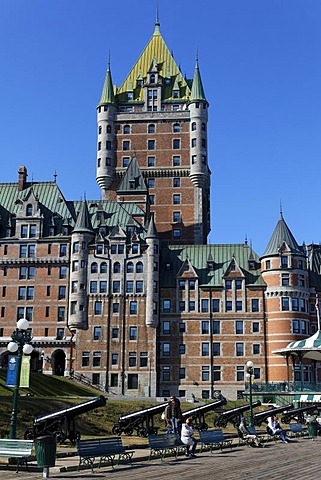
0 17 320 400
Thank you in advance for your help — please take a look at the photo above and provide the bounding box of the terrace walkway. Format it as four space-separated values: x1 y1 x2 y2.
0 435 319 479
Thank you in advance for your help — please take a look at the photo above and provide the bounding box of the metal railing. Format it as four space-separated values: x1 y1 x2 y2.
245 382 321 393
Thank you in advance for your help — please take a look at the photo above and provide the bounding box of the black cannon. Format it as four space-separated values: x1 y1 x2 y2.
253 403 294 426
214 401 262 428
181 396 228 431
24 395 107 444
280 404 318 424
112 402 169 437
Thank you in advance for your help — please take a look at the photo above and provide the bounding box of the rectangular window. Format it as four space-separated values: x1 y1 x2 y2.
148 140 155 150
123 140 130 150
173 194 181 205
126 281 134 293
179 368 186 379
58 307 65 322
173 155 180 166
237 366 244 382
60 266 67 279
113 303 120 314
130 301 138 315
202 321 209 335
213 321 220 334
282 274 289 286
235 321 244 334
162 343 170 356
140 352 148 367
252 322 260 333
202 366 210 381
202 343 209 356
179 344 186 354
236 279 242 290
226 301 232 311
213 342 220 356
58 286 66 300
113 281 120 293
162 321 171 334
110 373 118 387
82 351 90 367
251 299 259 312
173 139 180 149
148 156 155 167
201 299 209 312
236 301 242 311
282 297 289 311
179 322 186 333
94 326 102 340
189 301 195 311
112 327 119 339
236 342 244 356
100 281 107 293
127 374 138 389
213 366 221 381
111 353 118 365
173 178 180 187
129 352 137 367
93 351 101 367
163 299 171 313
129 326 137 340
281 256 288 268
94 301 102 315
253 344 260 355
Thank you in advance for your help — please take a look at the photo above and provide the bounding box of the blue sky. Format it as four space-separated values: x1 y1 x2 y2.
1 0 321 255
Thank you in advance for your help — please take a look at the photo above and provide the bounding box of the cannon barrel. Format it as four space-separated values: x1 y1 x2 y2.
181 397 227 420
119 402 169 422
218 401 261 418
34 396 107 425
281 404 318 423
253 403 294 426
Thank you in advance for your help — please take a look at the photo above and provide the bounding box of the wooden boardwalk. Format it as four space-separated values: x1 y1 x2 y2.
0 436 319 479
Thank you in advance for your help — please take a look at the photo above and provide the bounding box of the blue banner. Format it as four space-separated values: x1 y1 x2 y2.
6 355 18 387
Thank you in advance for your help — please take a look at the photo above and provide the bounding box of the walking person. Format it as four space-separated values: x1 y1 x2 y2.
164 396 182 434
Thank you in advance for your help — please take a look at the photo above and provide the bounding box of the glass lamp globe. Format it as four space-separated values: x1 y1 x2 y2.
23 344 33 355
245 372 251 380
246 360 254 369
17 318 29 331
7 342 19 353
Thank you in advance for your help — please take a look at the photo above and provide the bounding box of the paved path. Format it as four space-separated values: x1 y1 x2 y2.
0 437 320 479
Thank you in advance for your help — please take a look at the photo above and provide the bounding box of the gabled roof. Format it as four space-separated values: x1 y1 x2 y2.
261 213 303 258
117 156 147 194
160 244 264 288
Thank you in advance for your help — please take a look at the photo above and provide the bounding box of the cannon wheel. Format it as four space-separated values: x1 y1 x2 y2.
24 428 34 440
112 425 122 436
137 428 148 438
214 418 226 428
124 427 133 436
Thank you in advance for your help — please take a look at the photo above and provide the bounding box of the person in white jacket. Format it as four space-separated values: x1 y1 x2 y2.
180 417 198 457
267 415 289 443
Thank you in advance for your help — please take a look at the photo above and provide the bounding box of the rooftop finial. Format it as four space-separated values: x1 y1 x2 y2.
154 2 160 35
108 50 111 69
54 170 57 183
280 200 283 218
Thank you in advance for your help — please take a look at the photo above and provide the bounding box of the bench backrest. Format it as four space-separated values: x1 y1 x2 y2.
290 423 303 432
148 433 182 448
0 439 33 455
77 437 124 455
199 429 225 442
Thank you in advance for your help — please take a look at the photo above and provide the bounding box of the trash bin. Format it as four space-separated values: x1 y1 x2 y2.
35 435 57 467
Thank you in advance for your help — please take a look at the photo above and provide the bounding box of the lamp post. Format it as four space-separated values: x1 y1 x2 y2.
7 318 33 439
245 360 254 427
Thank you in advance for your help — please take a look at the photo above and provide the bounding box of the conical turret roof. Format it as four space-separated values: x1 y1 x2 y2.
261 213 302 257
99 59 115 106
117 156 147 194
190 57 207 102
73 200 94 234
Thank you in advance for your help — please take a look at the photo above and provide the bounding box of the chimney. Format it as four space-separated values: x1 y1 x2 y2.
18 166 27 191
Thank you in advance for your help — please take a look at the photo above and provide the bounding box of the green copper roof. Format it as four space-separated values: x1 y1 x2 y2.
190 58 207 102
261 213 303 258
73 200 94 234
117 21 191 102
160 244 264 288
117 156 147 194
99 60 115 106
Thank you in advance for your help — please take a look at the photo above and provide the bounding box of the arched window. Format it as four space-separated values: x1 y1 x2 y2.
191 122 197 131
123 124 130 134
107 125 112 133
113 262 121 273
201 123 206 131
91 262 98 273
100 262 107 273
26 204 33 217
150 74 155 83
127 262 134 273
148 124 155 133
98 126 102 134
136 262 143 273
173 123 180 133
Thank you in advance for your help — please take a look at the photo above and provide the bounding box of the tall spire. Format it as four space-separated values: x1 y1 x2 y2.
99 54 115 105
190 54 207 102
261 213 302 257
73 200 94 234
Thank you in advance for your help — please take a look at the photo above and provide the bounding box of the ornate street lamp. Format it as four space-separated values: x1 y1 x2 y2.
7 318 33 439
245 360 254 427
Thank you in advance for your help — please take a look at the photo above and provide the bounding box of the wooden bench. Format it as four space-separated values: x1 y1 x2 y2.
148 433 186 461
237 426 266 447
0 439 33 472
76 437 134 472
199 429 233 453
288 423 306 438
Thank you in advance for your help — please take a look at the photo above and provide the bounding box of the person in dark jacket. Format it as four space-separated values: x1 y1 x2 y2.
164 396 182 434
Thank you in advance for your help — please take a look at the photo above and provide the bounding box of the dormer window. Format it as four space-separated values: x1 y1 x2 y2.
127 92 133 100
150 74 156 83
281 256 288 268
165 78 171 86
248 260 255 270
137 79 143 87
26 204 33 217
173 89 179 98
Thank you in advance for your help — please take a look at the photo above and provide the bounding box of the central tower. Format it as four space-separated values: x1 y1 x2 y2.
96 17 211 245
